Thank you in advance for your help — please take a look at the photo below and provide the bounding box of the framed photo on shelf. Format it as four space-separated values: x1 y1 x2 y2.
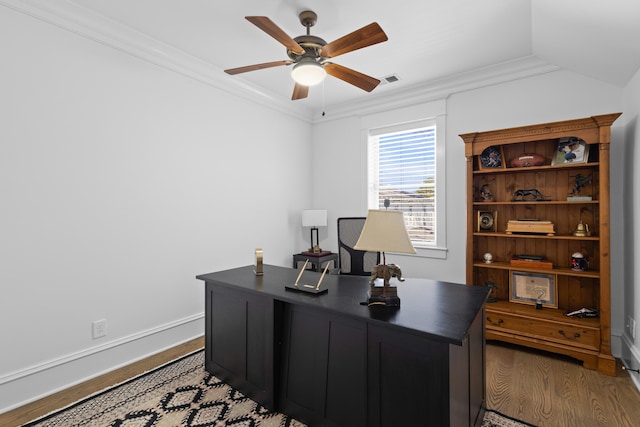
477 210 498 232
478 145 505 170
510 271 557 308
551 137 590 165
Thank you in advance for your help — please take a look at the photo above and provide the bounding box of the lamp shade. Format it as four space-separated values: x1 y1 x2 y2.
302 209 327 227
354 210 416 254
291 59 326 86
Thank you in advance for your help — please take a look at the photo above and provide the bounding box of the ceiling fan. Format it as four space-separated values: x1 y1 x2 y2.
224 11 388 100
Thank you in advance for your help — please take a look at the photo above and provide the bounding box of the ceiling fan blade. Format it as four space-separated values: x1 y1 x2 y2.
291 83 309 100
246 16 305 55
321 22 388 58
224 60 290 75
324 63 380 92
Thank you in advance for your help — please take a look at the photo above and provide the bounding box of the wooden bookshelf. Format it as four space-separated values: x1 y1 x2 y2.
461 113 621 375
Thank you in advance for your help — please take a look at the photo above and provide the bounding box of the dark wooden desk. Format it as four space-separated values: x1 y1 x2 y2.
197 265 489 427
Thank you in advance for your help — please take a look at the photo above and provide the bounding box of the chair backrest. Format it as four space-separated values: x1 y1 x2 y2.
337 217 380 275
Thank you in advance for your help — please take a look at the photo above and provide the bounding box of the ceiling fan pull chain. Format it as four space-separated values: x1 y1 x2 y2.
322 79 326 116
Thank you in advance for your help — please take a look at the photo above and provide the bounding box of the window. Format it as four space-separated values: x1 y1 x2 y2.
367 118 444 252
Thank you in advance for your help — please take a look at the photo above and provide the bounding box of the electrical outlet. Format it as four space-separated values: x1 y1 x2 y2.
631 317 636 340
92 319 107 339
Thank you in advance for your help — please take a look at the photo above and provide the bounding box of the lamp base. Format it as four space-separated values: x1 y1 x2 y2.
301 250 331 257
368 285 400 307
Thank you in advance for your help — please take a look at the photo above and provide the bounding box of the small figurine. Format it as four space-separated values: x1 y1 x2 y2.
480 184 494 201
535 287 546 310
570 173 592 196
571 252 589 271
484 280 498 303
572 220 591 237
512 188 547 201
369 263 404 286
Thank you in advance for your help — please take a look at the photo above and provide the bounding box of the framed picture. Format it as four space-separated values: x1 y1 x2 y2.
510 271 557 308
478 145 505 170
477 210 498 232
551 137 590 165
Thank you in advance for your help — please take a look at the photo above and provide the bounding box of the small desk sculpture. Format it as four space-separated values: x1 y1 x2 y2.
369 263 404 286
512 188 547 201
285 260 330 294
368 264 404 307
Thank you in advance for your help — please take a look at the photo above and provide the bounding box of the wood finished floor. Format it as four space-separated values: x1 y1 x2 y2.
486 341 640 427
0 336 204 427
2 337 639 426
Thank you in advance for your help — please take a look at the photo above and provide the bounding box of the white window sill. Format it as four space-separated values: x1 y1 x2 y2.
390 246 448 260
413 246 448 259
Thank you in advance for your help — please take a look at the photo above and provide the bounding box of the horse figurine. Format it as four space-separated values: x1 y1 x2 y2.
571 173 592 195
512 188 547 201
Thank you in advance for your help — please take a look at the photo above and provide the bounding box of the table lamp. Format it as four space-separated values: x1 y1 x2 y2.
302 209 327 254
354 209 416 307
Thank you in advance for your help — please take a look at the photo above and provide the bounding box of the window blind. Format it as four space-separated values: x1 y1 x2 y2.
369 125 436 246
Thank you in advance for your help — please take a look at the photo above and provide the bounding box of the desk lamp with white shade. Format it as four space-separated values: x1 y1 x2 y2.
354 209 416 307
302 209 327 254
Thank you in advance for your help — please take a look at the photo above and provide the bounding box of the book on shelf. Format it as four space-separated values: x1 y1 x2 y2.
509 255 553 269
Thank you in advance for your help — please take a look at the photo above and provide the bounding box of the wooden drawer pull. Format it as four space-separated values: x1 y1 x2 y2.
487 317 504 326
559 330 581 340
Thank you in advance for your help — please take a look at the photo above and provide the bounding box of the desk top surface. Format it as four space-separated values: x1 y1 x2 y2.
197 264 489 345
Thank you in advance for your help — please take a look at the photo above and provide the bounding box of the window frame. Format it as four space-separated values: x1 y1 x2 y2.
361 102 447 259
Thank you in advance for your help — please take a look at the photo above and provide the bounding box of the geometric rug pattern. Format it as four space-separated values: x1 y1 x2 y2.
482 410 537 427
22 350 303 427
22 350 533 427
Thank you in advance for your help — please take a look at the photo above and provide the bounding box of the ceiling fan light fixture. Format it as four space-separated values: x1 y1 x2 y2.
291 59 326 86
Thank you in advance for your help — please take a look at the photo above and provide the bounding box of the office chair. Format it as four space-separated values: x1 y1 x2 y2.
337 217 380 275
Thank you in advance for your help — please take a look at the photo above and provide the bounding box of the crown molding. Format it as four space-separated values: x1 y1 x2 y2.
0 0 313 122
313 56 560 123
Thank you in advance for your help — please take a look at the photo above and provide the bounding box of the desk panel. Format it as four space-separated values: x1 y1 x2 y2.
280 304 367 427
205 283 278 409
367 323 448 426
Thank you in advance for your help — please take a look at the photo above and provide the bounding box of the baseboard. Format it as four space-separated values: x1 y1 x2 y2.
0 313 203 414
620 334 640 393
611 331 623 357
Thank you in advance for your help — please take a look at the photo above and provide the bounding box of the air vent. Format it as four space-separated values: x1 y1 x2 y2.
380 74 400 85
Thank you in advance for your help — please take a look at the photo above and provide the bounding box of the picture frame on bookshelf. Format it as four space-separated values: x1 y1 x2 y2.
551 137 590 166
478 145 505 170
510 271 557 308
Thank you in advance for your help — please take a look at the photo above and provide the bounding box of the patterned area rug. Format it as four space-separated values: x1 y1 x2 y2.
23 350 534 427
482 410 536 427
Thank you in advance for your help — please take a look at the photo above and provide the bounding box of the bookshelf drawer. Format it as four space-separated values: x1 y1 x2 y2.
485 310 599 351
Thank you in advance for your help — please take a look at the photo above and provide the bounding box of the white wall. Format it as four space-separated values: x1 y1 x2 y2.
0 7 312 412
311 69 627 346
622 67 640 386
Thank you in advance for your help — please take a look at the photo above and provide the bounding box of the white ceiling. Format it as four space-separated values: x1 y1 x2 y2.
9 0 640 117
